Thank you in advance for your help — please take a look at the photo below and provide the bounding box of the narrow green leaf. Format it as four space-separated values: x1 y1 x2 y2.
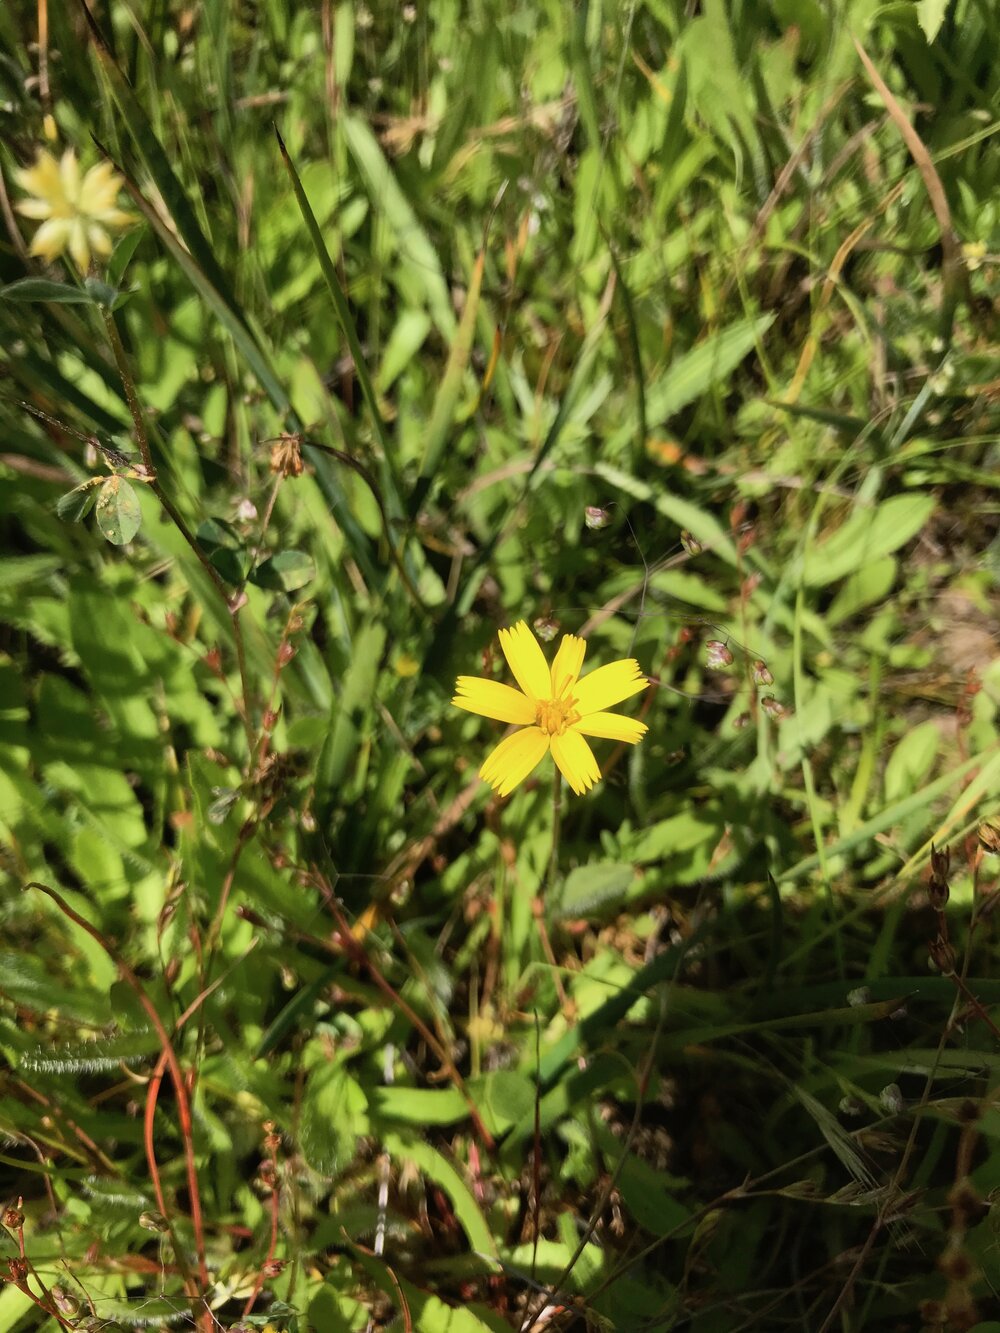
645 314 775 423
1 277 93 304
412 243 484 514
274 127 404 517
383 1131 498 1259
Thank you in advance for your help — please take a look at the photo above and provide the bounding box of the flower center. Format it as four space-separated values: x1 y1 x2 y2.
535 696 580 736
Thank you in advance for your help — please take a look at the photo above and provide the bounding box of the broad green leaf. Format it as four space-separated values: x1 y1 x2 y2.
299 1062 369 1175
917 0 950 42
371 1085 468 1126
802 493 936 588
56 483 99 523
884 720 940 804
94 477 142 545
553 861 634 920
249 549 315 592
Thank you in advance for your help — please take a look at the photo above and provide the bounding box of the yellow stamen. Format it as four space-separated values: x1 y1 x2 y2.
535 697 580 736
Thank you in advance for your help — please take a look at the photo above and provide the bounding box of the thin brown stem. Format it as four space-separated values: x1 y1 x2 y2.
100 306 256 758
25 882 211 1328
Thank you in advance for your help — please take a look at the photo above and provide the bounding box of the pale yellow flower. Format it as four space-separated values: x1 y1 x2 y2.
15 148 132 271
453 621 648 797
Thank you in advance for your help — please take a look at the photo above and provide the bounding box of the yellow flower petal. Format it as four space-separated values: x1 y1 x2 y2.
571 711 647 744
479 726 549 797
29 217 72 262
498 621 551 701
550 730 601 795
573 659 647 715
88 224 113 258
452 676 536 725
15 149 61 200
15 199 54 220
67 217 91 271
60 148 81 204
550 633 586 698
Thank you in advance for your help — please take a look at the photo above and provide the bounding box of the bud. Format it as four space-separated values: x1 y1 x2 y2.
930 844 951 883
235 498 258 522
277 641 296 667
51 1286 80 1317
228 590 249 613
928 875 950 910
262 707 280 733
138 1210 169 1233
261 1258 286 1278
929 934 957 974
847 986 871 1007
2 1206 24 1230
705 640 734 669
879 1083 903 1115
584 506 610 530
680 530 703 556
532 616 559 642
752 660 773 686
732 711 751 731
760 695 786 720
978 821 1000 854
838 1096 864 1117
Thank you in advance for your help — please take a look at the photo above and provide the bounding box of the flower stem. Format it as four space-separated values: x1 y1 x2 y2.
547 769 562 893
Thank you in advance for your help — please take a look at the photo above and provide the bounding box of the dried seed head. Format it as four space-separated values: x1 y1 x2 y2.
929 934 957 975
930 843 951 883
928 875 950 909
978 821 1000 854
7 1257 27 1284
261 1258 286 1278
2 1206 24 1230
938 1239 976 1282
269 433 304 478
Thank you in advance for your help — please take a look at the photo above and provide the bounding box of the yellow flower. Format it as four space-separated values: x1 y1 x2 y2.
452 621 648 797
15 148 132 271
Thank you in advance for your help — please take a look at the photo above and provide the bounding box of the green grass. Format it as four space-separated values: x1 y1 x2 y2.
2 1 1000 1330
